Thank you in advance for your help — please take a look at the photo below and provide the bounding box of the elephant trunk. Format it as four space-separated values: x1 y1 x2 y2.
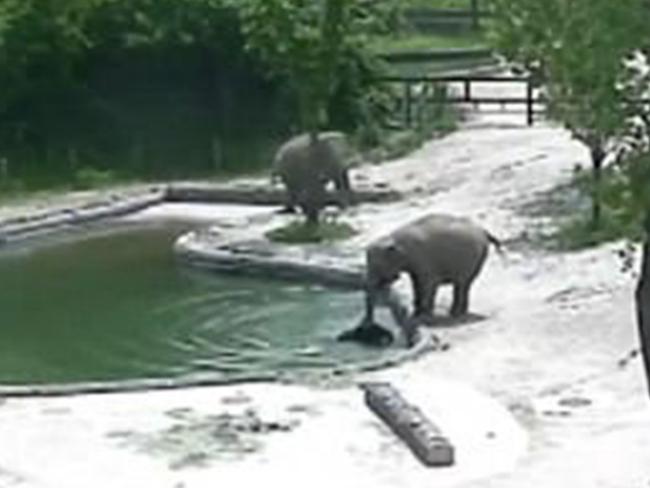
336 170 353 208
363 271 398 320
363 272 387 325
363 279 415 347
363 281 380 325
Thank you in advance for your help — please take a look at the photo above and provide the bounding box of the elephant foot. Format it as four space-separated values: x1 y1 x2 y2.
336 198 351 210
450 307 468 318
404 325 421 348
402 316 424 348
411 312 435 327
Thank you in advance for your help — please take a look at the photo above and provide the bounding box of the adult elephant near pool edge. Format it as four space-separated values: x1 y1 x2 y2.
271 131 361 222
362 213 502 347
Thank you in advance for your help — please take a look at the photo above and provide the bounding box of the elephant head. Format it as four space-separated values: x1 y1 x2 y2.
365 238 405 294
363 238 412 338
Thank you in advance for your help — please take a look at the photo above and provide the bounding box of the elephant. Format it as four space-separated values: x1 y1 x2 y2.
362 213 501 346
271 131 361 214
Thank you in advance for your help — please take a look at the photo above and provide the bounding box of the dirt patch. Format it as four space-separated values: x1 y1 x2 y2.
109 407 300 470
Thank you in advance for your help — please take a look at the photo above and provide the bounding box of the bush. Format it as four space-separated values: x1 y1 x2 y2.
543 166 645 250
551 211 641 250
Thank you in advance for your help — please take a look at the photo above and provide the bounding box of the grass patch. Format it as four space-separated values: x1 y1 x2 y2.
544 165 646 251
549 209 643 251
266 219 357 244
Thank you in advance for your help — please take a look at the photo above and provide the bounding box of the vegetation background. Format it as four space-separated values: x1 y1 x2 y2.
0 0 406 192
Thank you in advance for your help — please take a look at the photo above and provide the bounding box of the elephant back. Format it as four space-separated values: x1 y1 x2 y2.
272 131 356 181
393 214 490 282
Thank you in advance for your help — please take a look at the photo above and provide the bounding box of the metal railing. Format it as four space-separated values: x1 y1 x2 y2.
377 75 542 127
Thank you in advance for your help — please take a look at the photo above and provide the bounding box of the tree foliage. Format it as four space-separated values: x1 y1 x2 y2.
237 0 392 136
491 0 650 397
600 53 650 231
489 0 650 225
234 0 396 224
0 0 391 187
0 0 97 110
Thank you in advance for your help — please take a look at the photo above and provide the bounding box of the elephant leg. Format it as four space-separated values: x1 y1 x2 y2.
408 272 422 315
451 281 471 317
339 170 351 192
418 281 437 326
400 274 434 346
277 179 299 213
363 283 381 325
285 185 300 213
334 171 352 208
410 273 436 324
298 182 327 224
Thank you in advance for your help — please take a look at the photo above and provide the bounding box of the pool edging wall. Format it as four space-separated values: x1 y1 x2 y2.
0 182 438 398
0 331 437 398
0 182 399 245
0 190 166 245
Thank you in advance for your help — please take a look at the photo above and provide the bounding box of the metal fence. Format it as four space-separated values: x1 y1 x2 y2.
378 75 542 127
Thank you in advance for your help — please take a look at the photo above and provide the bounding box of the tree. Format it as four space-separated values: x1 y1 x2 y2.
603 53 650 393
0 0 97 110
490 0 650 396
489 0 649 227
236 0 347 224
237 0 390 224
237 0 342 136
0 0 291 183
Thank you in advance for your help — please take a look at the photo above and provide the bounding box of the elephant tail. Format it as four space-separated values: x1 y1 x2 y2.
485 231 505 255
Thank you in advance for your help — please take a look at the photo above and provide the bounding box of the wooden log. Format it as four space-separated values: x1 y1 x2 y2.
361 382 455 467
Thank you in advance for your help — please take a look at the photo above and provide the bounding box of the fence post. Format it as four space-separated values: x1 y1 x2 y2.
526 80 534 126
463 79 471 102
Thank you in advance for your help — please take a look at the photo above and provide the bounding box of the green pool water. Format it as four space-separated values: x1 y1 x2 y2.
0 221 398 386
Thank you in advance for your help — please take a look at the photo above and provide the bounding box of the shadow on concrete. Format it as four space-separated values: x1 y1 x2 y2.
427 312 488 328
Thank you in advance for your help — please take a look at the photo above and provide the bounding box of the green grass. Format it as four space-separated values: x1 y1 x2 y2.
548 210 642 251
524 168 644 251
265 220 357 244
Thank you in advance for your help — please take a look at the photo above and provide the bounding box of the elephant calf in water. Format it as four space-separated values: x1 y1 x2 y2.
362 213 501 346
271 131 361 215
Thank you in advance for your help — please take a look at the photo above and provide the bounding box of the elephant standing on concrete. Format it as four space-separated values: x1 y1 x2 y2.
271 131 361 217
362 213 501 346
